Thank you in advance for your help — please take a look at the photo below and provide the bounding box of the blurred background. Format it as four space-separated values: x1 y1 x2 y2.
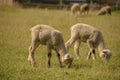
0 0 120 10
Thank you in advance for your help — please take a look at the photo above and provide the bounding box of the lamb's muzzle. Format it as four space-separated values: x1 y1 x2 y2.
62 54 73 68
100 49 112 61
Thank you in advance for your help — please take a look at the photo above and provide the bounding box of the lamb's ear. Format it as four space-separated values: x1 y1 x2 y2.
102 50 108 58
65 54 71 59
102 50 107 54
102 49 111 54
102 49 110 57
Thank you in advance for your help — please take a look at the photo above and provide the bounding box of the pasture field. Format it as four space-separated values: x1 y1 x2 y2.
0 6 120 80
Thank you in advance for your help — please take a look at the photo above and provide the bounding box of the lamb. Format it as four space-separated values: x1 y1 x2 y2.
71 3 80 16
65 23 112 61
80 3 89 14
28 24 73 68
97 6 111 15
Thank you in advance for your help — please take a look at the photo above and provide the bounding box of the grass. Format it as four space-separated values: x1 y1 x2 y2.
0 6 120 80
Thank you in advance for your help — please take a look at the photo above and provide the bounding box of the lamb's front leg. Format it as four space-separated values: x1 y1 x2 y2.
55 50 62 67
47 52 51 68
87 39 96 60
74 40 81 59
87 49 96 60
47 46 52 68
87 50 92 60
92 49 96 60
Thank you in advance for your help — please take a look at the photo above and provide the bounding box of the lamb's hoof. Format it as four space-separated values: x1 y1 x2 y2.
59 65 63 68
66 61 73 68
47 65 51 68
77 57 80 60
28 60 31 64
28 58 31 63
66 64 71 68
28 59 36 67
86 57 90 60
92 57 96 60
31 62 36 68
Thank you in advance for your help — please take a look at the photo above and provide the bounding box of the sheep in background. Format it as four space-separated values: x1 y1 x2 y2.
80 3 89 14
65 23 112 61
71 3 80 16
97 6 111 15
28 24 73 68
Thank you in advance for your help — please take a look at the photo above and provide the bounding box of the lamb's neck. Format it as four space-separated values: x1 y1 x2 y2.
57 45 68 57
97 41 106 52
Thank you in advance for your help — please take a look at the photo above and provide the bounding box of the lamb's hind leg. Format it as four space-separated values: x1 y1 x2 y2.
65 38 76 51
28 41 39 67
65 31 78 51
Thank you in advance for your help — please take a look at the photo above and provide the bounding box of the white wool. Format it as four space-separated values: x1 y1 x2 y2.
80 3 89 14
28 24 73 67
66 23 112 61
97 6 111 15
71 3 80 16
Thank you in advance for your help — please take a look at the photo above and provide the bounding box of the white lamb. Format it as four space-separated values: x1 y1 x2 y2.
71 3 80 16
28 24 73 68
80 3 89 14
65 23 112 61
97 6 111 15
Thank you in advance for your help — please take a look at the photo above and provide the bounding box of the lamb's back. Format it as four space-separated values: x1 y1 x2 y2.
30 24 57 45
71 23 97 34
71 23 98 41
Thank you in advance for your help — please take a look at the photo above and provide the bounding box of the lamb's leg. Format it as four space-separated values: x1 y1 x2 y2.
57 53 62 67
87 39 95 60
86 10 88 14
65 31 78 51
47 46 52 68
92 49 96 60
65 38 75 51
87 30 99 60
74 40 81 59
87 49 96 60
72 10 75 16
55 50 62 67
87 50 92 59
47 52 51 68
28 41 39 67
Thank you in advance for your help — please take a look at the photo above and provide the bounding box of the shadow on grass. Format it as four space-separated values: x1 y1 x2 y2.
71 63 92 70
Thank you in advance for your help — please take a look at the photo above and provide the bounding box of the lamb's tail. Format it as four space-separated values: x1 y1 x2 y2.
29 24 40 31
29 26 34 31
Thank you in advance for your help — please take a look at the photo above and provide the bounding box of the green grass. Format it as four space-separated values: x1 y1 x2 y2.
0 6 120 80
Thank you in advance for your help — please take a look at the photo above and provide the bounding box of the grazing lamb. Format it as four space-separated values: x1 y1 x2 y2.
80 3 89 14
97 6 111 15
28 24 73 68
65 23 112 61
71 3 80 16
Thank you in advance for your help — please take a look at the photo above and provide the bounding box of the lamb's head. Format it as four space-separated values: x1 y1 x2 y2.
100 49 112 61
61 54 73 68
97 11 105 15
